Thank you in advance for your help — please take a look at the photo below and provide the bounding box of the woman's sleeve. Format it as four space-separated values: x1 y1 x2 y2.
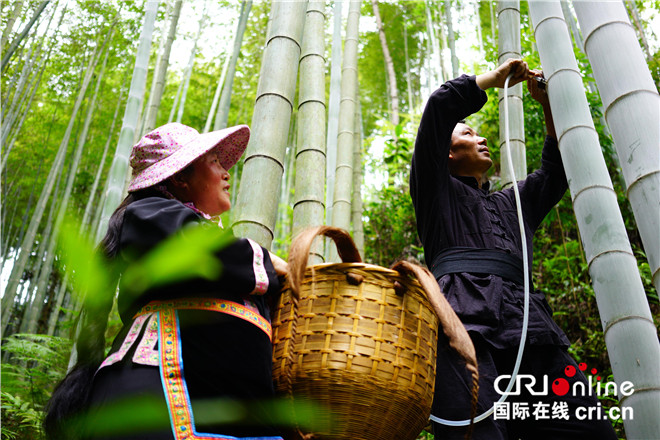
213 238 280 298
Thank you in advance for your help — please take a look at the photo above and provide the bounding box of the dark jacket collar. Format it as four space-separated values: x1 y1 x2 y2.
454 175 491 193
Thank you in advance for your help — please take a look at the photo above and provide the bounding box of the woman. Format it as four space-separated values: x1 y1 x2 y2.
46 123 287 440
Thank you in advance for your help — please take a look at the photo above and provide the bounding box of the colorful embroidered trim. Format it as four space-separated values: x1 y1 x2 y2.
97 314 150 372
133 312 159 366
247 239 269 295
135 298 272 341
158 310 283 440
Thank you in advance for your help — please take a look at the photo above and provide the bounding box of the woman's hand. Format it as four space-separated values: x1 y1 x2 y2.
268 251 289 277
476 58 532 90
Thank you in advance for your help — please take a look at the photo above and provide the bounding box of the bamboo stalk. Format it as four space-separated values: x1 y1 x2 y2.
232 0 308 248
330 0 361 243
144 0 182 134
95 0 159 241
529 4 660 438
351 100 364 257
2 15 114 329
497 0 526 186
213 0 253 131
573 0 660 295
324 0 343 229
292 0 326 265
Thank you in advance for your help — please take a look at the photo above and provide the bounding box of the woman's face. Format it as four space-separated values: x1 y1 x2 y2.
180 149 232 216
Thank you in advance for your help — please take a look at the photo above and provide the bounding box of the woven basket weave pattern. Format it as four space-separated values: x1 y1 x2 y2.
272 263 439 439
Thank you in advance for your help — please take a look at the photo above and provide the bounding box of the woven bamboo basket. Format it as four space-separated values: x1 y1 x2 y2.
272 226 479 440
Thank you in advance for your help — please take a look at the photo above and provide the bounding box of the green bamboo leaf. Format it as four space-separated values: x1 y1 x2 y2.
58 217 119 307
121 223 234 294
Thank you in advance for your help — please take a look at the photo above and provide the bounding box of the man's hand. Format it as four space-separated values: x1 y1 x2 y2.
527 69 557 140
527 69 549 107
476 58 532 90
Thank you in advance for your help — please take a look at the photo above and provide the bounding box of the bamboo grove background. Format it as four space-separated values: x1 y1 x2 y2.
1 1 659 439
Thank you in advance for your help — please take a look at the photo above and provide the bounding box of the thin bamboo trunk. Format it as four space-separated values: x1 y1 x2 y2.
425 0 444 84
90 185 108 244
137 4 168 139
4 53 47 165
475 2 484 56
437 5 449 83
444 0 459 79
2 4 62 171
1 0 24 50
3 56 23 111
0 188 21 264
2 21 110 329
497 0 525 187
232 0 308 248
46 274 69 336
213 0 252 131
489 0 495 42
1 165 39 275
204 54 229 133
15 170 62 334
24 37 112 336
168 74 184 123
96 0 159 242
292 0 326 265
330 0 360 246
275 135 296 255
351 101 364 257
18 192 59 334
1 0 51 72
624 0 653 63
424 33 432 96
529 4 660 439
144 0 182 134
324 0 343 230
371 0 399 130
81 84 125 234
2 32 41 146
176 4 207 124
403 25 414 112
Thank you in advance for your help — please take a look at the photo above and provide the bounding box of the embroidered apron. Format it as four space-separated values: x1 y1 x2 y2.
98 298 281 440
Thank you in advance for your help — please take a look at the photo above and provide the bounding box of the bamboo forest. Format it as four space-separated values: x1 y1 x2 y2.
1 1 659 439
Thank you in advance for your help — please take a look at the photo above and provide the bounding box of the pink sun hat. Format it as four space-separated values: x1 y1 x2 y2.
128 122 249 192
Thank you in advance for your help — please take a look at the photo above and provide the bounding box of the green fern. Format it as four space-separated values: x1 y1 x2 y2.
1 334 72 440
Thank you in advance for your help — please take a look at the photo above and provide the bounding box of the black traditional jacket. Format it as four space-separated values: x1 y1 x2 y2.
89 196 282 438
410 74 570 348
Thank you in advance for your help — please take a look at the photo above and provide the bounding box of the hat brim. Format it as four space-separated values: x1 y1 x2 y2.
128 125 249 192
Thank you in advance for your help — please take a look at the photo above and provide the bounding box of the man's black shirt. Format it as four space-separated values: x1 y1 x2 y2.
410 74 570 348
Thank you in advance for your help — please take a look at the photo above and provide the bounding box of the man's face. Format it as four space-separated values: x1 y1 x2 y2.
449 123 492 177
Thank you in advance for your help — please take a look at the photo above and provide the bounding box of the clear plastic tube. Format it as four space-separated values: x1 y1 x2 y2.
431 73 530 426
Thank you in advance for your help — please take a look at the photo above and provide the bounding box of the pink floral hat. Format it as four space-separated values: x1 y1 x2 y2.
128 123 249 192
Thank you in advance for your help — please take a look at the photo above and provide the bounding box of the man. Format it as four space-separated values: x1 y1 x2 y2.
410 59 617 439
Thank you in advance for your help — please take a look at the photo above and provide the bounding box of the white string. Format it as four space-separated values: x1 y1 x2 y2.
431 73 530 427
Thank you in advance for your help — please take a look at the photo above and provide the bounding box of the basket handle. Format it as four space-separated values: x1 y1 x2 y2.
391 261 480 436
287 226 362 299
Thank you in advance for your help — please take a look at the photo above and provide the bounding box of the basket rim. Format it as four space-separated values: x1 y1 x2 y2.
281 262 432 304
300 262 409 276
283 262 426 288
